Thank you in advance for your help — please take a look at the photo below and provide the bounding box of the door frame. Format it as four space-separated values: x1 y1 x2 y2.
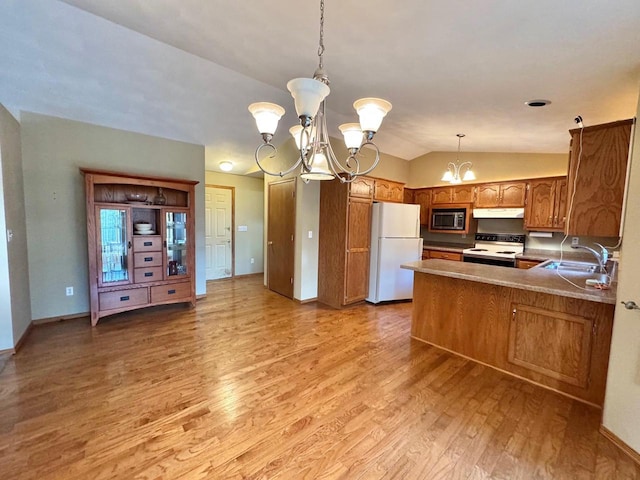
205 184 235 278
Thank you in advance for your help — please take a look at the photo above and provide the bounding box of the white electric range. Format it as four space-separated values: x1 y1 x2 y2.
462 233 526 267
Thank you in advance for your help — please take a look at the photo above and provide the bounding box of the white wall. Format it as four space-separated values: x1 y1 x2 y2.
0 104 31 349
204 169 264 276
21 112 205 320
602 92 640 452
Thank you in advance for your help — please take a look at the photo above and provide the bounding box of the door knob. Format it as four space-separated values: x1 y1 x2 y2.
620 301 640 310
267 241 273 245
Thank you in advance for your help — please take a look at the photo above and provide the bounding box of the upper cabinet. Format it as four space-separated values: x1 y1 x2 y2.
349 176 375 200
431 185 475 205
414 189 431 225
524 177 567 231
373 178 404 203
476 181 526 208
565 119 633 237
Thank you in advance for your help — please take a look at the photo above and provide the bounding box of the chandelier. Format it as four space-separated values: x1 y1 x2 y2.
248 0 392 183
441 134 476 184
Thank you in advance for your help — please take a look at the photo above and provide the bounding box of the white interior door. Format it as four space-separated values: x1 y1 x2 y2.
205 187 232 280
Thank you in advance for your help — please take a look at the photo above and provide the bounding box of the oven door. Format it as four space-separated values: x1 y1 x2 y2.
463 254 516 268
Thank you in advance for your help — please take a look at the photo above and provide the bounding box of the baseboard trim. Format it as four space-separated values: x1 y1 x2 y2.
32 312 90 325
13 321 34 352
196 294 207 300
296 297 318 304
600 425 640 466
0 346 15 355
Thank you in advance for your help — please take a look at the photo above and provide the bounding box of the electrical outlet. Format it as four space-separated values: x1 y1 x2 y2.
250 258 254 264
66 286 74 296
571 237 579 246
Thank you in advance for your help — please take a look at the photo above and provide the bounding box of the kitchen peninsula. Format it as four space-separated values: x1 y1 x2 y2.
402 259 616 406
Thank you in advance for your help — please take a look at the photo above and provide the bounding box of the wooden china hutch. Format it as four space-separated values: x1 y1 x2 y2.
81 169 198 326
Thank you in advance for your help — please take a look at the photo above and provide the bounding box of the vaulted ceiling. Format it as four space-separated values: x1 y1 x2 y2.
1 1 639 174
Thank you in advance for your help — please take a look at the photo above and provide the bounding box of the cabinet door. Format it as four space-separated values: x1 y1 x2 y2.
500 182 527 207
452 185 474 203
508 304 593 387
524 179 555 230
388 181 405 203
349 176 374 199
553 178 568 229
403 188 415 204
96 206 132 287
431 187 452 204
475 184 501 208
345 197 372 303
414 189 431 225
164 209 190 279
566 120 632 236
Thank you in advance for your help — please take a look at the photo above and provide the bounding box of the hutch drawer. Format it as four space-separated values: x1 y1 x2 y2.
134 266 163 283
133 235 162 252
99 288 148 311
134 252 162 267
151 282 191 303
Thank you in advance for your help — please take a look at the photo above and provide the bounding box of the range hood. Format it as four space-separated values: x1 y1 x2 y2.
473 208 525 219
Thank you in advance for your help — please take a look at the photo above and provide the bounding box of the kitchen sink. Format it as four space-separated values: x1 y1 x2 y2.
537 260 599 273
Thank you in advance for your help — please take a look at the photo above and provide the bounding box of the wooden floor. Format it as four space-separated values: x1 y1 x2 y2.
1 275 638 479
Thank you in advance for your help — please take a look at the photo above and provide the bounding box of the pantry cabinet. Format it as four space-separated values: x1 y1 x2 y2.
565 119 633 237
318 176 374 308
524 177 567 231
82 169 198 326
414 189 431 225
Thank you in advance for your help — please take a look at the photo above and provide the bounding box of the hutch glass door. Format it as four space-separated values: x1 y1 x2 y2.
97 207 131 286
165 210 189 278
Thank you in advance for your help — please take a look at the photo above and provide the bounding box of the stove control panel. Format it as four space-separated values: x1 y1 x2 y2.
474 233 526 244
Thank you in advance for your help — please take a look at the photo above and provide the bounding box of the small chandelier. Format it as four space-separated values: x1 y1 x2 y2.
442 134 476 184
248 0 392 183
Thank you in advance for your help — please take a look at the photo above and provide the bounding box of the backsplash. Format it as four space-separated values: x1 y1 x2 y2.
421 218 620 252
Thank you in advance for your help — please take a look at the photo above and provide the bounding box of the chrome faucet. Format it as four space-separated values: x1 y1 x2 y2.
571 242 609 273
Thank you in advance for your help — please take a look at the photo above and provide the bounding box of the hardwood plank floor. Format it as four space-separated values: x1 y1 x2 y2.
0 274 637 479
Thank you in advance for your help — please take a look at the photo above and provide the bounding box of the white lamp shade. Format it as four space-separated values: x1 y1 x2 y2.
301 151 334 181
441 170 454 182
287 78 330 118
248 102 285 135
289 125 312 151
339 123 363 149
462 169 476 181
353 98 392 132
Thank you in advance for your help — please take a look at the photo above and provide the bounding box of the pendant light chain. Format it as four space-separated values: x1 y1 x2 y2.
317 0 325 70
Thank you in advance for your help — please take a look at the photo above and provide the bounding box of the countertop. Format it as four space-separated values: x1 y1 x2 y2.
402 259 617 304
423 242 473 253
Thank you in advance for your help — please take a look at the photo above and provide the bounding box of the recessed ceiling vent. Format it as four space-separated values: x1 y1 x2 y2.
525 99 551 107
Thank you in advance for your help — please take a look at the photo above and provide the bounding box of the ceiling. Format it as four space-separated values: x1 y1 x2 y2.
1 1 639 175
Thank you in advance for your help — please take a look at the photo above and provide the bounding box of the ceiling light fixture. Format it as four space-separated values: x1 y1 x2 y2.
248 0 392 183
219 161 233 172
525 99 551 107
441 134 476 184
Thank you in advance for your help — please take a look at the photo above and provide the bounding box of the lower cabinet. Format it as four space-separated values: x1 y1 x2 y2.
427 250 462 261
411 273 614 406
508 304 592 388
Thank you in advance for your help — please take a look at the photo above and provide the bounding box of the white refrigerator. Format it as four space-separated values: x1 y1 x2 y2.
367 202 423 303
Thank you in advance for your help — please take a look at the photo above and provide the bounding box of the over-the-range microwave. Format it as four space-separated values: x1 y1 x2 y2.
429 205 470 232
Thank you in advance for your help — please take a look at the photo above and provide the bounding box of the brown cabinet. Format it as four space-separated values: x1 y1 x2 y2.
413 189 431 225
431 185 475 204
508 304 593 388
82 168 198 326
403 188 415 204
318 177 374 308
566 119 633 236
426 250 462 261
524 177 567 231
475 181 526 208
373 178 405 203
516 259 542 269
